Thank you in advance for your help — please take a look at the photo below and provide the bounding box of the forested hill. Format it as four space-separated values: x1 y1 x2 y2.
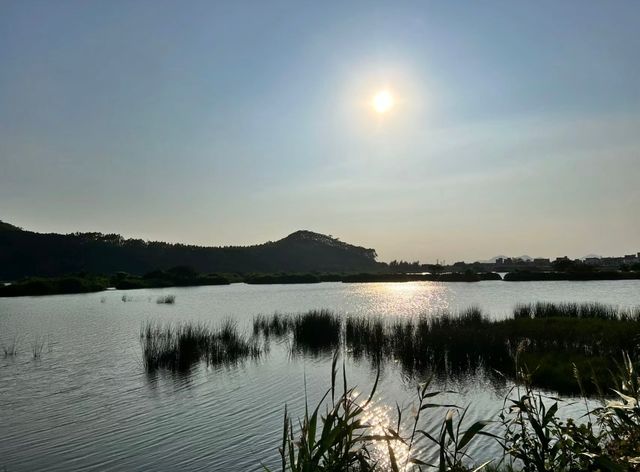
0 221 381 279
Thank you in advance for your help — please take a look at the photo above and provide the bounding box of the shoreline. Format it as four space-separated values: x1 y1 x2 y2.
2 270 640 297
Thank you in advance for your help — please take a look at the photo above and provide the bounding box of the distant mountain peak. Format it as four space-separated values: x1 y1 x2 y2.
282 230 340 245
283 229 330 240
277 230 378 260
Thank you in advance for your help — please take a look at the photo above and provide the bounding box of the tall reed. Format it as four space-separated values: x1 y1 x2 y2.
32 335 46 359
268 352 640 471
2 336 18 357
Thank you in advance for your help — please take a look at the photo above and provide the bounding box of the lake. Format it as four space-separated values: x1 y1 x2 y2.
2 280 640 471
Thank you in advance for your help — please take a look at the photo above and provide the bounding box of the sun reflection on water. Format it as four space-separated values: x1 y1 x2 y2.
353 281 451 319
356 391 412 471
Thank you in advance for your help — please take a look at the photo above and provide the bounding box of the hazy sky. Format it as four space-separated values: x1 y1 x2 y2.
1 1 639 262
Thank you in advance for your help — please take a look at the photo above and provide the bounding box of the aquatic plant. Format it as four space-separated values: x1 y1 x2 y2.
266 352 380 472
156 294 176 304
253 313 293 338
512 301 639 321
31 335 47 359
345 316 386 361
269 353 640 471
253 303 640 394
269 353 495 472
291 309 340 353
2 336 19 357
140 320 262 372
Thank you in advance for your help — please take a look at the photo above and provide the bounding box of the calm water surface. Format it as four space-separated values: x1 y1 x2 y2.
2 280 640 471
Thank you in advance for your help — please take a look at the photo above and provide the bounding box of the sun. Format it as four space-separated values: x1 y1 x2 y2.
372 89 394 114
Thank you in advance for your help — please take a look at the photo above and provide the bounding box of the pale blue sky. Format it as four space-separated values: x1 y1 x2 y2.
1 1 639 262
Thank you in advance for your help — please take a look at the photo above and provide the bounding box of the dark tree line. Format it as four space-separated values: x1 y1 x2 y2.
0 222 381 280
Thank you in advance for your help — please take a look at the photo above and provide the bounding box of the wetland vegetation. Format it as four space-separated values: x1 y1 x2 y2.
140 302 640 396
504 270 640 281
140 320 261 372
4 268 640 298
253 303 640 395
1 270 502 297
270 352 640 471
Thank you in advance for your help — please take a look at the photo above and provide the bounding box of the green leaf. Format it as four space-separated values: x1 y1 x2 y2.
458 420 489 450
420 403 460 411
445 409 456 441
387 441 400 472
471 459 494 472
543 402 558 427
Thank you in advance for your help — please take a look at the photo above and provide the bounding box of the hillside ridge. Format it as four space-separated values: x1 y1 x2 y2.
0 220 380 279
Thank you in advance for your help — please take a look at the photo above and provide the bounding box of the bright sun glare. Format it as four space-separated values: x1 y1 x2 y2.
372 90 394 114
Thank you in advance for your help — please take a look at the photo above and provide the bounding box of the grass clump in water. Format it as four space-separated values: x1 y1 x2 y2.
156 294 176 304
31 335 47 359
513 301 639 321
2 336 19 357
253 310 340 354
291 309 340 353
252 313 292 338
141 320 261 372
345 316 386 361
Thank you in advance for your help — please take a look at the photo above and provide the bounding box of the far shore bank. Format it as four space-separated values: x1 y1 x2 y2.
1 270 640 298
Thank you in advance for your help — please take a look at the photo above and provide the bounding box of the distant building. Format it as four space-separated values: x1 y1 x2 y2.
600 257 624 267
533 258 550 265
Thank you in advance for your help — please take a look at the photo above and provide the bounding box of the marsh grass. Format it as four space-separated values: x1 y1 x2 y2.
513 301 640 321
31 335 47 359
140 320 261 372
254 303 640 394
345 316 386 362
254 310 340 354
292 309 340 354
156 294 176 304
253 313 293 338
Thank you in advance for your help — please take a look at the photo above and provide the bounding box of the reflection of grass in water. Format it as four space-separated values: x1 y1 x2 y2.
140 320 261 372
253 303 640 394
